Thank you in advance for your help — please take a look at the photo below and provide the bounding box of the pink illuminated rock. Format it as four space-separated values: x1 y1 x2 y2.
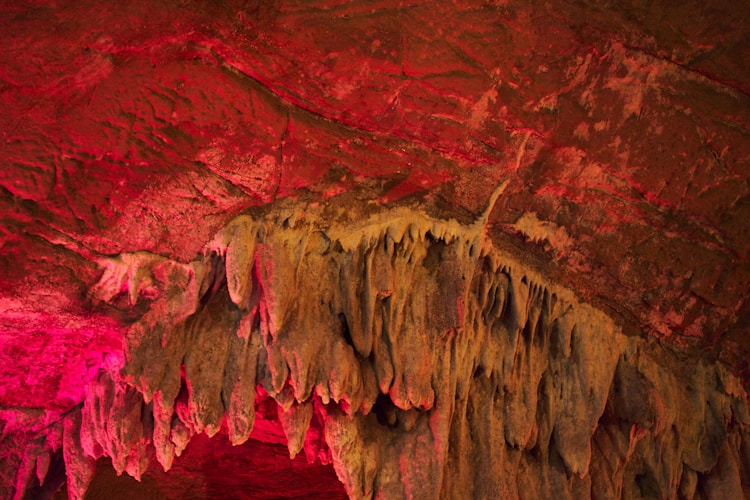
1 1 749 498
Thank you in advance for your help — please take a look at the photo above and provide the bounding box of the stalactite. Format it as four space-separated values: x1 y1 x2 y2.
9 199 749 499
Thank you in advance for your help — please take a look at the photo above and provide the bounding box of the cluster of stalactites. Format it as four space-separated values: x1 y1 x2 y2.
12 206 749 499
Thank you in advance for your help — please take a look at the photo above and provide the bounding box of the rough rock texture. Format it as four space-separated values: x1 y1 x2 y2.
1 0 749 498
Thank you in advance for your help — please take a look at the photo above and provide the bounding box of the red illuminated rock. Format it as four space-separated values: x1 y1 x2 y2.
1 1 749 498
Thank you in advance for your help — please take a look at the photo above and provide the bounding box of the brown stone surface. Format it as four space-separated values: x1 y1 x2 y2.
1 1 749 498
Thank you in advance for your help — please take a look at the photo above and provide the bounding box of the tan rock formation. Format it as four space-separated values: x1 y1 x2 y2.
1 1 749 498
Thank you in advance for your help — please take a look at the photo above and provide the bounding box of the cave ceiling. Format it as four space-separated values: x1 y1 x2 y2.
0 1 749 499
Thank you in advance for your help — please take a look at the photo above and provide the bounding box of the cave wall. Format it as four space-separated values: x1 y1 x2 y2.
1 1 749 498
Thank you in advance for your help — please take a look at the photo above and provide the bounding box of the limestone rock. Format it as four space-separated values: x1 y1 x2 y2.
1 0 749 498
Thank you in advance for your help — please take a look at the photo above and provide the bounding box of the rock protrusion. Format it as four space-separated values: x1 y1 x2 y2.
11 202 745 499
